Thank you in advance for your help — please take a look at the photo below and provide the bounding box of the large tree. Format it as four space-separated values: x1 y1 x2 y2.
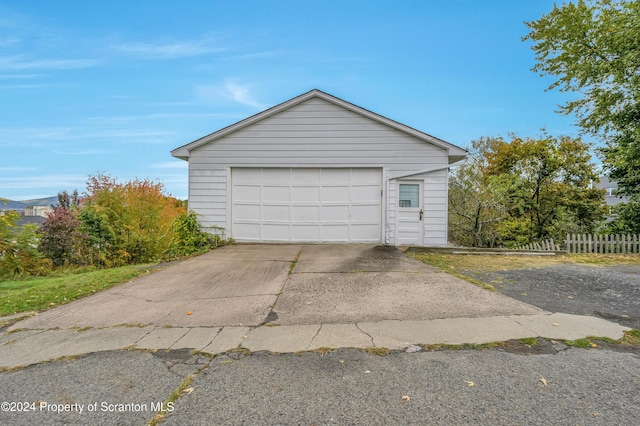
448 138 508 247
449 134 606 247
524 0 640 231
485 134 606 244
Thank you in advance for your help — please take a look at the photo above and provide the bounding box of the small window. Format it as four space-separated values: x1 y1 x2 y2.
399 184 420 208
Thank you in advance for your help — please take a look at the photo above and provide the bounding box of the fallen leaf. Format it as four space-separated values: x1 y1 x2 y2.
401 395 411 401
589 342 598 348
339 360 345 364
539 378 547 386
592 412 598 417
465 381 475 387
187 311 193 315
182 387 194 394
552 323 559 327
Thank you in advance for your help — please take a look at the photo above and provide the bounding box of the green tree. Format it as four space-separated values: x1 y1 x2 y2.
1 213 52 279
485 134 607 244
449 134 606 247
524 0 640 231
448 138 508 247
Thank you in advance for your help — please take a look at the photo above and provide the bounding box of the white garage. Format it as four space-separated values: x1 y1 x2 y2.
231 168 382 242
171 89 466 246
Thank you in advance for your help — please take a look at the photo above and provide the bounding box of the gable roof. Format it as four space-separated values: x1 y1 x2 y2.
171 89 467 163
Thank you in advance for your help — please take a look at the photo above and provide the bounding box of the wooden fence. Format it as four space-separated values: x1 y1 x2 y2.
515 239 561 251
565 233 640 254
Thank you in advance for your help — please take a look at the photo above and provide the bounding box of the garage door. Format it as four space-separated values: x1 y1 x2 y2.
231 168 382 242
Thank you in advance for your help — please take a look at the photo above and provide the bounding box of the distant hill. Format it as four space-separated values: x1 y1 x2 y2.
1 196 58 210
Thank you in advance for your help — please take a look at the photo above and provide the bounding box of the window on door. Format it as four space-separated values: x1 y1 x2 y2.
399 184 420 208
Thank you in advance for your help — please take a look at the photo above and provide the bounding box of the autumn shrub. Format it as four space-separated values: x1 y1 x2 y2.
39 206 89 267
81 173 187 265
1 224 52 279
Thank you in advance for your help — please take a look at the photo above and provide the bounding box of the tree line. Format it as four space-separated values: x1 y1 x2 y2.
449 134 607 247
452 0 640 246
0 173 222 279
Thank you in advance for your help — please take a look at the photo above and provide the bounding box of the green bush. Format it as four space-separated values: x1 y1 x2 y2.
168 211 224 258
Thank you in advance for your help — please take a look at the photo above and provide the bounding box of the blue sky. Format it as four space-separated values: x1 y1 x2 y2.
1 0 581 201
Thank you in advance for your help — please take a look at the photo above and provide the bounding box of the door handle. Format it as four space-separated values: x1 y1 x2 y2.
419 209 423 221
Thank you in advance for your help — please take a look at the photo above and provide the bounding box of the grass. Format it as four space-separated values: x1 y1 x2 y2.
409 252 640 275
518 337 540 347
0 265 153 316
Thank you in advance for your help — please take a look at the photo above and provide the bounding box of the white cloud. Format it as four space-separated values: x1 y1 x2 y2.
0 73 41 80
53 148 111 156
0 54 99 70
111 34 226 59
0 126 175 145
0 174 87 190
196 80 268 110
0 37 21 47
224 82 267 109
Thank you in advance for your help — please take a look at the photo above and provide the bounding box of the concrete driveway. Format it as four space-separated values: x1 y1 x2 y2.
10 244 543 330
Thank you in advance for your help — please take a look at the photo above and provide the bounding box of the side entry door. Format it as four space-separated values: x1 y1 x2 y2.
396 181 424 245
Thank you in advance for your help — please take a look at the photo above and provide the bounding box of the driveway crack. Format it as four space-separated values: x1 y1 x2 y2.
306 324 323 350
355 323 375 347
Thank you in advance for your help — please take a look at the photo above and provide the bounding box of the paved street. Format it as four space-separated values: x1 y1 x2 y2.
1 347 639 425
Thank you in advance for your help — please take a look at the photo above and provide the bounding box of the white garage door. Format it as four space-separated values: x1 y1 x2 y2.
231 168 382 242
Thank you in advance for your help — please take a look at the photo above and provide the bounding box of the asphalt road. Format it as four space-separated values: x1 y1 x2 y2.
463 264 640 329
1 347 639 425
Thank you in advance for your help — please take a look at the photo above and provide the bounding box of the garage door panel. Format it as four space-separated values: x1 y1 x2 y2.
351 204 381 221
231 168 381 242
261 168 290 184
320 205 349 220
291 186 320 202
262 205 289 221
351 185 381 201
321 225 350 241
233 204 260 220
351 224 381 240
262 224 290 241
291 225 320 241
351 169 381 184
292 168 320 184
321 169 350 184
233 223 260 239
234 169 262 184
234 185 261 200
291 205 320 221
262 186 289 202
320 186 349 202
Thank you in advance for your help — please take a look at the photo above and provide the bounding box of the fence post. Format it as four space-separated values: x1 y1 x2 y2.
598 234 603 254
623 234 628 254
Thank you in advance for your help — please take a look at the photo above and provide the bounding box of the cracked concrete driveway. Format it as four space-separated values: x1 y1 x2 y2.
11 244 544 331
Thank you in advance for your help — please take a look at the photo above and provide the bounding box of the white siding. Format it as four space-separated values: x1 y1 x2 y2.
187 97 450 245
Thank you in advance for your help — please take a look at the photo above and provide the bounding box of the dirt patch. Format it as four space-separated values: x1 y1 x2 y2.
462 264 640 329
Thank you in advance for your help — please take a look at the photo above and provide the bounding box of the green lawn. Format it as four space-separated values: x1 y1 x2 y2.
0 265 153 316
